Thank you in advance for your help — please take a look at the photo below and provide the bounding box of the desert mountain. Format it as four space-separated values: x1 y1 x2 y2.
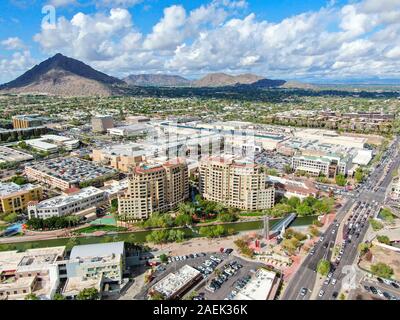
124 74 191 87
0 53 124 97
193 73 266 87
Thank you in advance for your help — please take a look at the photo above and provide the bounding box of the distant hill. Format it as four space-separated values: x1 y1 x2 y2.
124 74 191 87
0 53 124 97
193 73 265 87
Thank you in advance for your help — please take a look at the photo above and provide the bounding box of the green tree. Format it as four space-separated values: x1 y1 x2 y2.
296 202 313 216
377 235 391 245
370 263 394 279
317 259 331 276
369 218 384 231
25 293 39 300
358 242 371 255
354 168 364 183
380 208 394 223
159 254 168 263
53 293 66 300
335 174 347 187
287 196 301 209
76 288 99 300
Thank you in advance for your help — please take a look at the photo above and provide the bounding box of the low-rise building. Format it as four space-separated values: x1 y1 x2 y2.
107 124 152 137
232 268 279 300
27 187 106 219
291 154 352 178
0 182 42 215
0 146 33 164
25 157 116 190
150 265 202 300
25 134 79 153
267 176 318 199
0 246 66 300
66 242 125 284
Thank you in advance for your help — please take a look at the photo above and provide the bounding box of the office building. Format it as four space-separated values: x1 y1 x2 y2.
0 146 33 163
118 159 189 221
91 115 114 133
25 135 80 153
27 187 106 219
0 182 42 215
291 154 352 178
12 114 44 129
199 156 275 211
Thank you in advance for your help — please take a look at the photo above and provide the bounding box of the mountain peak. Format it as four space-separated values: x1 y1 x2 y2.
0 53 124 96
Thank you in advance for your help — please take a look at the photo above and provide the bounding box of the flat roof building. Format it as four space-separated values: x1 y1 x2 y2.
233 268 278 300
0 146 33 164
28 187 106 219
0 182 42 215
25 135 80 153
151 265 202 300
12 114 44 129
92 115 114 133
25 157 116 191
199 156 275 211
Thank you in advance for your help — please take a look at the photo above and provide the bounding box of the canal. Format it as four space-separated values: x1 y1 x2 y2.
0 216 316 252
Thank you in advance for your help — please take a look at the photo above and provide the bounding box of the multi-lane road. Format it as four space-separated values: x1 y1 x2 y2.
282 135 400 300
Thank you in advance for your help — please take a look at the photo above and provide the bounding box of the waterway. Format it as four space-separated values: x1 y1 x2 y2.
0 216 315 252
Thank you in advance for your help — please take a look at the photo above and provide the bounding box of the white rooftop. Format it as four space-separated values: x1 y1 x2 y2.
233 269 276 300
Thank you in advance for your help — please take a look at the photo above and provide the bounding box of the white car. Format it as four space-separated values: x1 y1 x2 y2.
318 290 325 297
332 229 336 234
377 289 384 297
331 279 337 285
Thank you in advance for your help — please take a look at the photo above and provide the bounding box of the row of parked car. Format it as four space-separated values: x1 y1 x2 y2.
195 255 223 277
205 260 243 293
167 252 207 264
364 285 399 300
225 275 251 300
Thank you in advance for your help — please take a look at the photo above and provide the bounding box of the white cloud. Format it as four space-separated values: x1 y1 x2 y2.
26 0 400 80
1 37 25 50
0 50 36 83
47 0 78 7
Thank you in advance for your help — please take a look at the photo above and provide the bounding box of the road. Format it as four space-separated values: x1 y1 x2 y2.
282 135 400 300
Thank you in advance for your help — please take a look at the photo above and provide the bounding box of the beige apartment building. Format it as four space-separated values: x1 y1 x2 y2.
118 159 189 221
199 156 275 211
91 115 114 133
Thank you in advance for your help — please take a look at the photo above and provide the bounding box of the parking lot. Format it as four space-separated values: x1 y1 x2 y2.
135 251 229 300
194 256 266 300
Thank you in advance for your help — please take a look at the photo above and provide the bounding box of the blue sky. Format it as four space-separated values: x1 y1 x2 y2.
1 0 400 83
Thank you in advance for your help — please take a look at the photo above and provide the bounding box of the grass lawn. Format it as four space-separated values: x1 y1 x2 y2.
74 225 127 234
239 212 265 217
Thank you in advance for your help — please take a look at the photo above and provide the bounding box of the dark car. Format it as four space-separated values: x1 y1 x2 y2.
332 292 338 299
364 285 370 291
370 286 378 294
377 277 384 283
391 282 399 289
225 248 234 255
383 292 391 299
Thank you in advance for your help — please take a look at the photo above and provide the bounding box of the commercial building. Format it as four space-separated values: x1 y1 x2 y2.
0 182 42 215
92 144 145 173
267 176 318 199
126 115 151 124
25 157 116 191
0 247 66 300
233 268 279 300
291 154 352 178
118 158 189 221
12 114 44 129
107 124 152 137
199 156 275 211
66 242 125 284
91 115 114 133
150 265 202 300
27 187 106 219
0 146 33 163
25 135 80 153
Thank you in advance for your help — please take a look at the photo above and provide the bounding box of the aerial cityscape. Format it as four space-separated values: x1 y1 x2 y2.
1 0 400 306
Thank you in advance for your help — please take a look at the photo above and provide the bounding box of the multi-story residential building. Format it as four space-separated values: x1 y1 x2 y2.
267 176 319 199
199 156 275 211
27 187 106 219
118 159 189 221
291 154 351 178
91 115 114 133
24 157 116 191
0 182 42 215
12 114 44 129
